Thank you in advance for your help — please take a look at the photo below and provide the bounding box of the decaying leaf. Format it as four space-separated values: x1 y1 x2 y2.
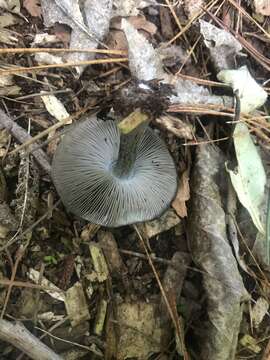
31 33 59 46
0 0 20 13
0 13 18 27
159 252 190 349
254 0 270 15
188 144 249 360
111 15 157 35
0 28 18 45
122 20 233 108
122 18 164 81
89 242 109 282
239 334 262 354
41 92 70 122
65 282 90 327
228 122 266 234
0 73 21 95
94 299 107 335
41 0 112 76
172 169 190 218
156 114 194 140
200 19 242 70
184 0 204 18
251 297 269 328
97 230 126 275
28 268 65 302
138 208 180 238
23 0 41 17
114 301 164 359
113 0 156 16
34 52 63 65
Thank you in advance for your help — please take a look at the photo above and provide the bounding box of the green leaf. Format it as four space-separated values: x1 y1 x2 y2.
228 122 266 234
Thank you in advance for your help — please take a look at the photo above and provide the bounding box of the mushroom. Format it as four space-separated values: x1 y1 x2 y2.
52 114 177 227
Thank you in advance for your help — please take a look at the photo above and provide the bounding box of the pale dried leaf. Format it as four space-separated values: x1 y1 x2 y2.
28 268 65 302
0 28 18 44
0 85 21 95
34 52 63 65
41 92 70 122
184 0 204 18
98 230 126 275
200 19 242 70
251 297 269 328
65 282 90 327
239 335 262 353
0 13 18 27
89 242 109 282
94 299 107 335
113 0 157 16
172 169 190 218
111 15 157 35
38 312 65 322
156 114 194 140
23 0 41 17
116 302 163 359
139 208 180 238
31 33 59 46
122 18 164 81
254 0 270 15
0 0 20 13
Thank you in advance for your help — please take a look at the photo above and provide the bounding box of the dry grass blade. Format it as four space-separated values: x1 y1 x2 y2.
0 48 127 55
166 0 220 45
227 0 270 39
0 58 128 75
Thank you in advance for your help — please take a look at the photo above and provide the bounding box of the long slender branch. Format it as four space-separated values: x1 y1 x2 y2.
0 109 51 174
0 319 63 360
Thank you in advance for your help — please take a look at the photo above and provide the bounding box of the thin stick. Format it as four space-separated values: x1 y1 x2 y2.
0 48 127 55
0 319 63 360
0 57 128 76
0 109 51 173
8 106 92 157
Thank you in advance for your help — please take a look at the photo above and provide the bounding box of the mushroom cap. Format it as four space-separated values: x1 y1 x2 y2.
52 116 177 227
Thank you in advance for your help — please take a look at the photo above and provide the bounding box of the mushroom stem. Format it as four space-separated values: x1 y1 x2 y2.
113 111 150 178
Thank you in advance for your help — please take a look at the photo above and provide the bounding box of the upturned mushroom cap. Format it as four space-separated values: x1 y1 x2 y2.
52 116 177 227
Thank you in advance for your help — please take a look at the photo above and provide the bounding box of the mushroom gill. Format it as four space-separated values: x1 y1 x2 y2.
52 115 177 227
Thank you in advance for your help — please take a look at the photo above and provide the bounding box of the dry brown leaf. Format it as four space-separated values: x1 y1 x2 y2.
111 15 157 35
172 169 190 218
159 6 174 40
156 114 194 140
54 23 71 47
23 0 41 17
254 0 270 15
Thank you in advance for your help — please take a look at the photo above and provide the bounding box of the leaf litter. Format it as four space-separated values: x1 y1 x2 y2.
0 0 269 359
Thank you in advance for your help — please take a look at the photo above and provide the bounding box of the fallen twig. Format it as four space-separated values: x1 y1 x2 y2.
0 319 63 360
0 109 51 174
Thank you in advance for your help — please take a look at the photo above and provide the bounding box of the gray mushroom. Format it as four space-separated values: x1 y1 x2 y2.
52 115 177 227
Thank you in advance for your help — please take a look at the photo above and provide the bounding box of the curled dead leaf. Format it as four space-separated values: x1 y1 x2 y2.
172 169 190 218
23 0 41 17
